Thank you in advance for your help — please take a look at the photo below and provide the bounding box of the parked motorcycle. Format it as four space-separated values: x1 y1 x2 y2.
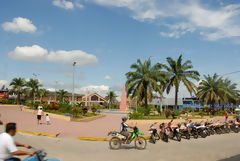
169 124 181 142
159 123 169 142
149 122 160 144
108 126 147 150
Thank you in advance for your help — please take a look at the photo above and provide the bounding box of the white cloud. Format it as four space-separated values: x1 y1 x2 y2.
2 17 37 33
46 50 98 66
53 0 74 10
0 80 8 88
104 75 111 80
8 45 48 62
8 45 98 66
75 0 84 9
88 0 240 41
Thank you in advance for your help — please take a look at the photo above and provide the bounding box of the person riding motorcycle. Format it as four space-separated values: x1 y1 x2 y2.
120 117 133 144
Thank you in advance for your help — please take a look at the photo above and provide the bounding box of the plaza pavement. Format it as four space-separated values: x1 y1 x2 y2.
0 105 130 138
0 125 240 161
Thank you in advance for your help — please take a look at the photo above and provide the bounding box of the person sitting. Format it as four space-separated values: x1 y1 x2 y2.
120 117 133 144
0 123 34 161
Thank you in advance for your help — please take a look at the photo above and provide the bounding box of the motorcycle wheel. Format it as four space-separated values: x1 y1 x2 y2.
176 133 181 142
109 137 121 150
186 133 190 140
215 128 222 134
210 130 215 135
135 136 147 150
225 128 230 133
151 135 156 144
206 130 210 136
200 131 207 138
193 133 198 139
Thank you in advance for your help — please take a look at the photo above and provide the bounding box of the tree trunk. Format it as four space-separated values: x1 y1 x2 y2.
17 90 20 105
160 96 163 112
175 85 179 111
144 84 148 108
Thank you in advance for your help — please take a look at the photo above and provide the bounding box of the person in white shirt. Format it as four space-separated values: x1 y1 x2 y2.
0 123 34 161
45 114 50 125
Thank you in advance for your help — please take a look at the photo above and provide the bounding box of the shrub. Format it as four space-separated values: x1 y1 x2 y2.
171 110 180 119
91 104 97 114
58 103 72 113
219 110 226 116
165 109 171 119
136 105 153 116
50 102 59 110
129 111 144 119
181 110 187 114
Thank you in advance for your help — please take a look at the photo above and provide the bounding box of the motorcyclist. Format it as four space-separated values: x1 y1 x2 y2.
120 117 133 144
0 123 34 161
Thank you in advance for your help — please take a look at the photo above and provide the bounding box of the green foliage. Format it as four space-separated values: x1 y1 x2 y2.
219 110 226 116
129 111 144 119
171 110 180 119
135 106 153 116
91 104 97 114
198 111 205 118
82 107 88 115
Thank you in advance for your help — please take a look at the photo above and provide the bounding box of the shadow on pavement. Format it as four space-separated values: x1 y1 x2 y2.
218 154 240 161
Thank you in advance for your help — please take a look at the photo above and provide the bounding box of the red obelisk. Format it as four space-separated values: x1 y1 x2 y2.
119 85 127 111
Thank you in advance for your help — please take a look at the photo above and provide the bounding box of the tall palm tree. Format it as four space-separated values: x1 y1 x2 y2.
57 89 68 103
37 89 49 104
10 77 25 104
106 91 117 109
25 78 42 103
126 58 167 108
164 55 200 110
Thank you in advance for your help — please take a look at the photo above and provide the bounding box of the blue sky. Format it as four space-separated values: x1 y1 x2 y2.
0 0 240 98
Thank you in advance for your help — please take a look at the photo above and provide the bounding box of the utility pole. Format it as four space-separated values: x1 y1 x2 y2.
55 81 58 103
72 62 77 106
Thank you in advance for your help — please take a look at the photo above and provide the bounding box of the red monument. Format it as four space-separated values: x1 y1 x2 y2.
119 85 127 111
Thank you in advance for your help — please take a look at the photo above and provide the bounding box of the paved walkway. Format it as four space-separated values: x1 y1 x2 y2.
0 105 150 138
0 105 126 138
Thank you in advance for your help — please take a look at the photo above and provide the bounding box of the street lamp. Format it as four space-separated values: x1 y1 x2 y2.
72 62 77 106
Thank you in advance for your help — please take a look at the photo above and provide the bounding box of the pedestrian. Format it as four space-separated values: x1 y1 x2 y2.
46 114 50 125
225 111 228 122
37 106 43 125
0 123 35 161
19 104 23 111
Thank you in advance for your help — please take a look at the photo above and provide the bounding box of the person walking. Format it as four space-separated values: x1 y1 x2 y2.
225 111 228 122
45 114 51 125
37 106 43 125
0 123 34 161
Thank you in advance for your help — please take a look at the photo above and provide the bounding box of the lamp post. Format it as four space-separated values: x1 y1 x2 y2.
72 62 77 106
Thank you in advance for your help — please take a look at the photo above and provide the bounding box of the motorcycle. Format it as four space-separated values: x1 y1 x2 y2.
108 126 147 150
195 123 208 138
159 123 169 142
23 146 60 161
149 122 160 144
229 120 239 133
168 124 181 142
179 123 191 140
186 123 198 139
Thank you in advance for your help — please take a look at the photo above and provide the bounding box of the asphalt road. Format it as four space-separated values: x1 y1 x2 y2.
1 125 240 161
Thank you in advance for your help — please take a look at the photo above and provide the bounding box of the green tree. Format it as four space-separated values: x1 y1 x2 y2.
197 74 240 108
126 58 167 108
164 55 200 110
9 77 25 104
25 78 42 103
37 89 49 104
106 91 117 109
57 89 68 103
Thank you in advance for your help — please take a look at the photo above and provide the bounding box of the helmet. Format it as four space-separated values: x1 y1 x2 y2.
122 116 128 120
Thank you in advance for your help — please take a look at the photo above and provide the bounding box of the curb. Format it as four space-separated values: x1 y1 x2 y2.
1 123 57 138
78 136 151 141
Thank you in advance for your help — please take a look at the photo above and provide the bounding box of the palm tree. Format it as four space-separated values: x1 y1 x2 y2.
126 58 167 108
197 74 223 107
57 89 68 103
37 89 49 104
10 77 25 104
197 74 240 109
164 55 200 110
25 78 42 103
106 91 117 109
